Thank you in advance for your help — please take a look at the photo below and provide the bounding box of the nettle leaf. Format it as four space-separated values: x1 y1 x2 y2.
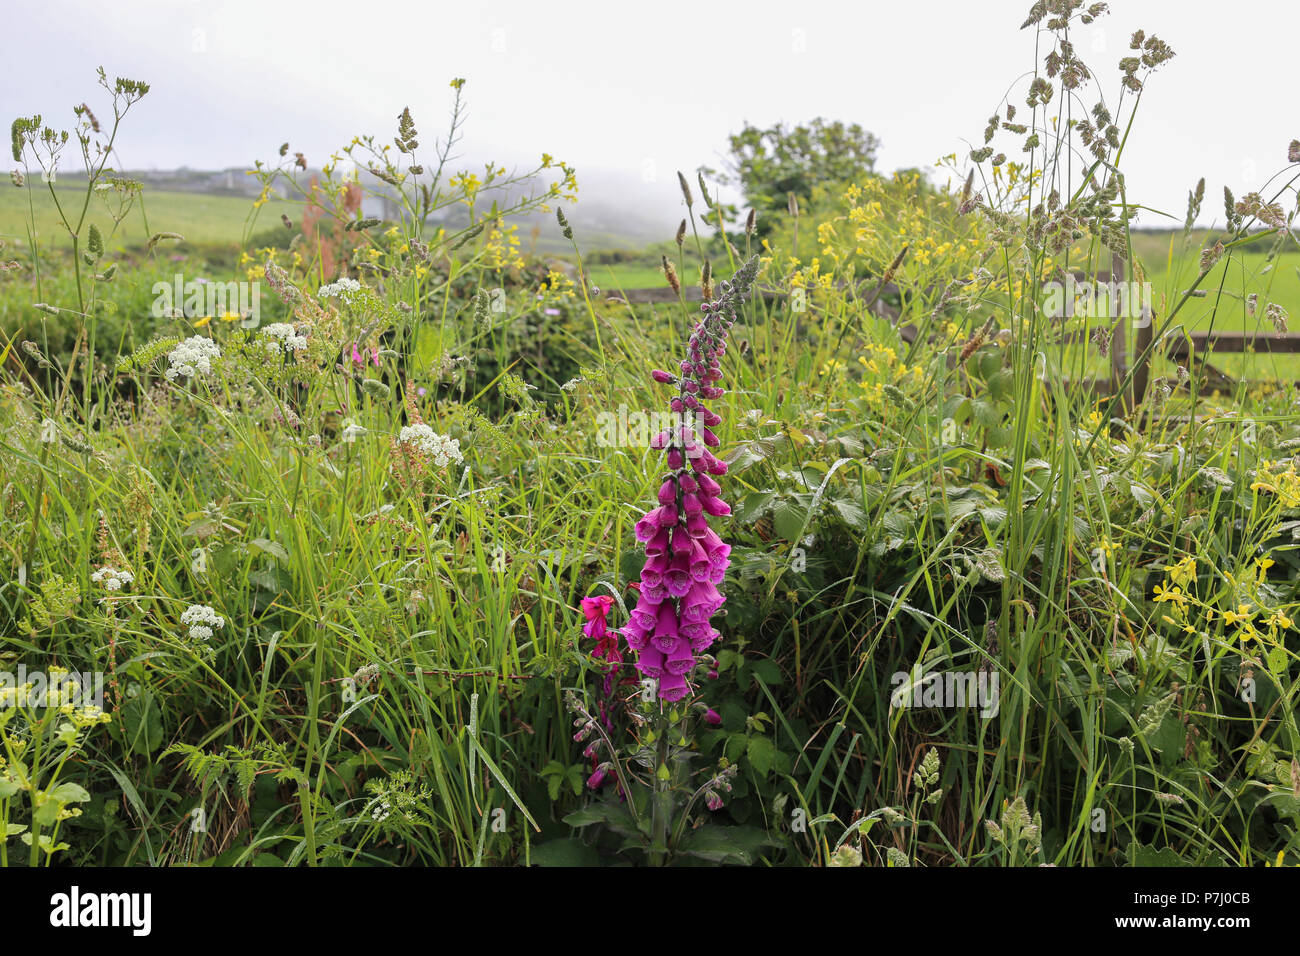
677 825 776 865
563 798 640 838
250 538 290 564
830 496 869 531
724 434 787 473
746 735 778 775
1126 842 1193 867
733 490 777 524
531 837 601 867
773 497 812 540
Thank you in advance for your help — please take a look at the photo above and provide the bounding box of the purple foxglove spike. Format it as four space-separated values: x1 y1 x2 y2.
656 670 690 702
665 636 695 675
666 448 684 469
644 527 670 557
670 526 694 556
685 513 710 539
678 473 699 493
657 480 677 506
622 622 651 651
640 552 669 589
690 627 719 652
702 428 720 448
682 492 703 517
635 645 665 678
689 540 711 583
651 369 675 384
700 494 730 517
629 593 661 631
641 582 668 603
650 602 680 654
665 551 692 597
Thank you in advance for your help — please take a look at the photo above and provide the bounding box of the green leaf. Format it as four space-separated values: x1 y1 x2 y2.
563 799 639 838
677 825 774 864
250 538 290 564
530 837 602 867
746 735 778 775
773 499 809 541
1126 842 1191 867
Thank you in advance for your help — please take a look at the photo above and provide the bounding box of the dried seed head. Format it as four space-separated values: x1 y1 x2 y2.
744 208 756 236
677 171 693 208
661 255 681 296
675 219 686 246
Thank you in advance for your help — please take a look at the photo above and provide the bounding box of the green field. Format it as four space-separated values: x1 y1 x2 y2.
0 182 295 252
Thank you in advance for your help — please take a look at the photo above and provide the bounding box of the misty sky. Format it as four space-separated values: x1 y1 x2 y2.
5 0 1298 230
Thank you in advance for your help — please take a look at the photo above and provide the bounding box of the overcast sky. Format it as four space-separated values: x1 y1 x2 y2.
5 0 1298 231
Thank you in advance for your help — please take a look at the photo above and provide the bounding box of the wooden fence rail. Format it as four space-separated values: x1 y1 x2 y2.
611 259 1300 408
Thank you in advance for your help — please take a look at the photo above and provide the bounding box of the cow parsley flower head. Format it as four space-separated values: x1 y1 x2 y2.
398 423 463 468
260 322 308 354
318 277 362 301
165 336 221 381
180 603 225 641
90 566 134 591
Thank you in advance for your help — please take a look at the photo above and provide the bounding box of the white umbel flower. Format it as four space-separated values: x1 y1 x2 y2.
398 423 463 467
180 603 225 641
260 322 308 354
91 566 134 591
318 277 362 299
165 336 221 381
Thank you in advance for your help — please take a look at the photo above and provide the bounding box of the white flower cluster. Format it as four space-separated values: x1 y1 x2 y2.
318 277 362 300
260 322 308 355
165 336 221 381
398 423 463 467
180 603 225 642
341 420 368 443
91 566 134 591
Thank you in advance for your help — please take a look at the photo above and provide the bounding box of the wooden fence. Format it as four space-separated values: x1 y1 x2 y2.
610 255 1300 410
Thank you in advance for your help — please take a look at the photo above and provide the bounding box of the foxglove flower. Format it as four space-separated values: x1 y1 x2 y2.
622 257 758 701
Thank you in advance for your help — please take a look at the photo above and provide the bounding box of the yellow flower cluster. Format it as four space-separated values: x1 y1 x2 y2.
1250 459 1300 508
